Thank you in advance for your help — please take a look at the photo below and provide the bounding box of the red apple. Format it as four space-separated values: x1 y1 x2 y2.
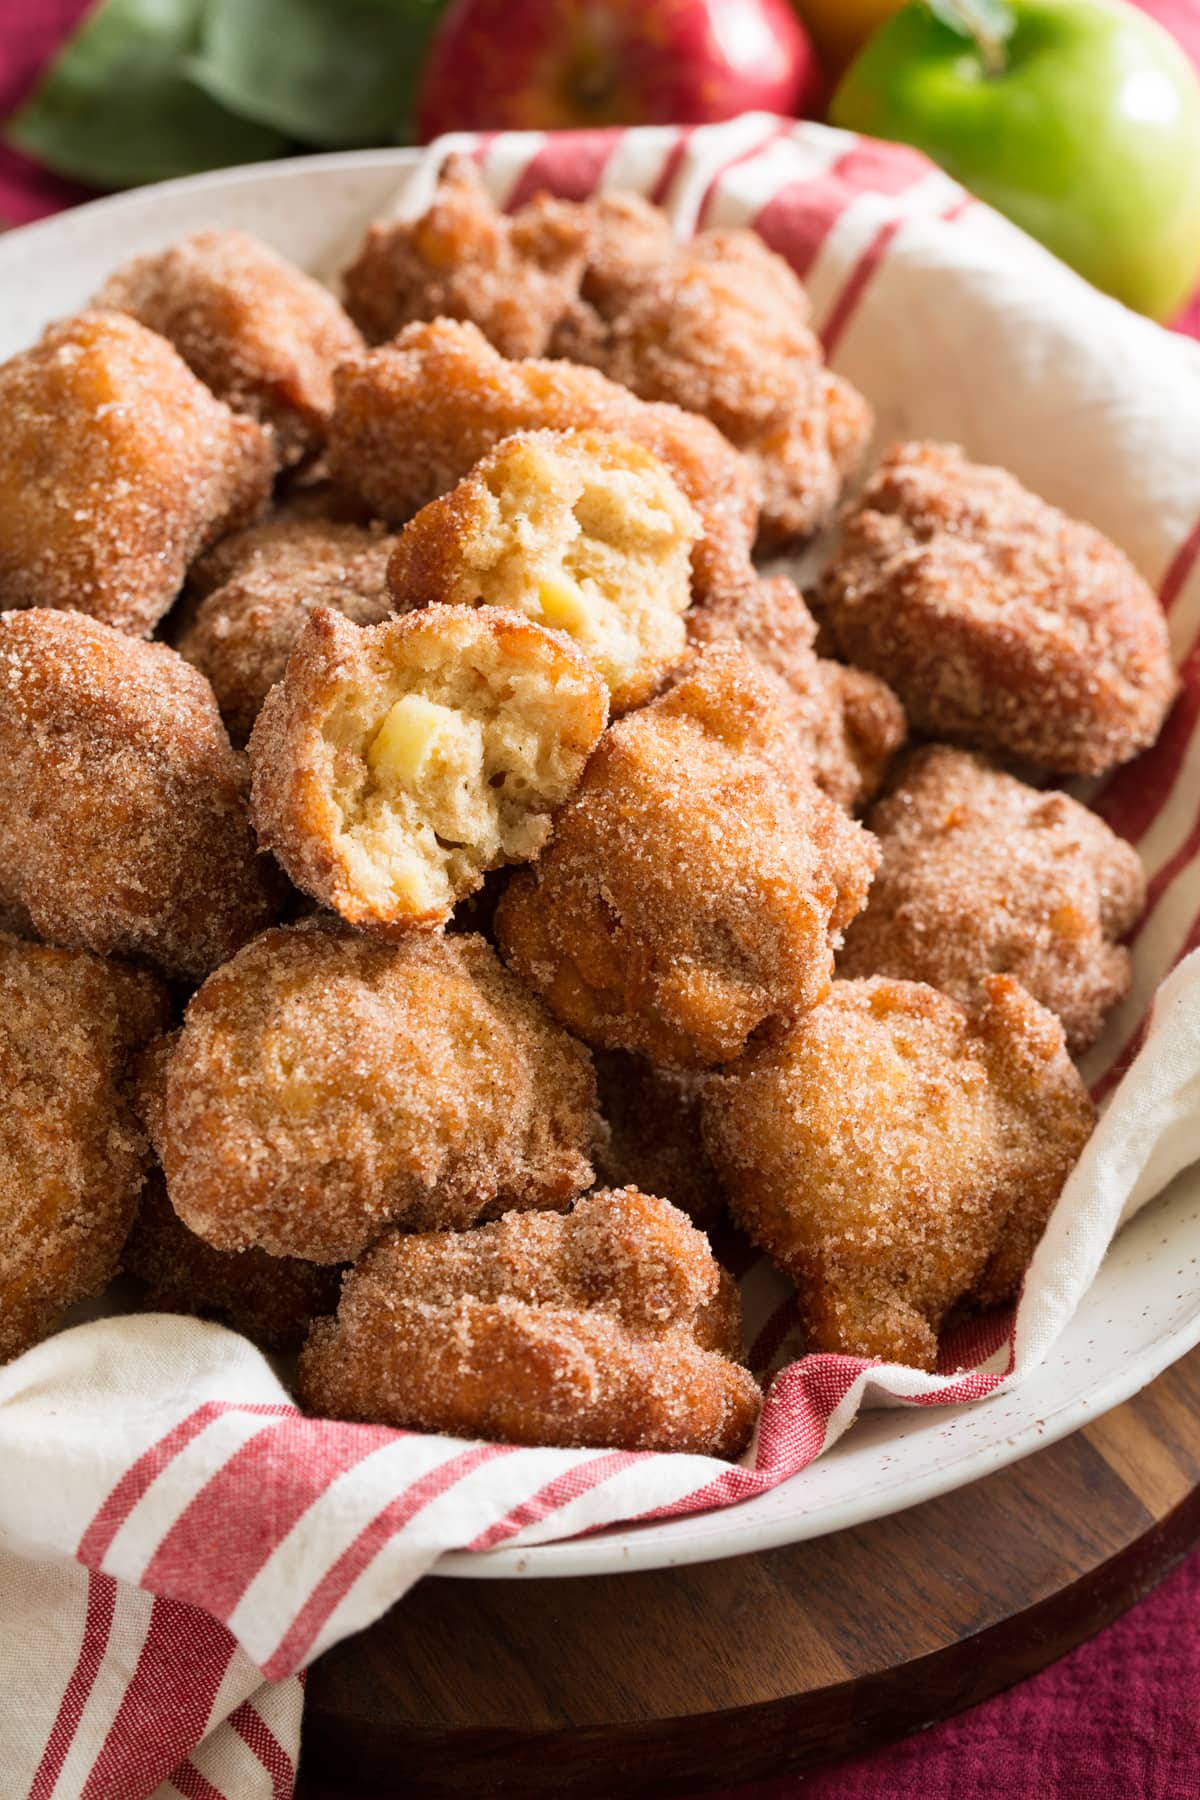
414 0 824 139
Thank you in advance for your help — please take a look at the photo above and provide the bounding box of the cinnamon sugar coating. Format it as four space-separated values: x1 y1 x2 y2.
817 442 1177 774
95 230 364 463
494 642 879 1068
177 515 395 743
0 935 169 1362
552 193 874 549
703 975 1095 1370
125 1032 339 1350
160 923 600 1263
296 1187 760 1456
0 610 283 981
687 574 905 809
249 605 608 932
325 318 759 604
386 428 698 713
343 158 587 358
0 311 274 637
839 747 1145 1052
593 1051 723 1231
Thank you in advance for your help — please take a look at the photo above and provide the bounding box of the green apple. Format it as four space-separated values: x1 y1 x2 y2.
830 0 1200 319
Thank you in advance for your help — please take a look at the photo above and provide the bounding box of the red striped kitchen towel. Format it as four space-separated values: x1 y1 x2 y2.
5 118 1200 1799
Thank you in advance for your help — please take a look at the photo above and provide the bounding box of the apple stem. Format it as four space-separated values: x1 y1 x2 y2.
929 0 1014 76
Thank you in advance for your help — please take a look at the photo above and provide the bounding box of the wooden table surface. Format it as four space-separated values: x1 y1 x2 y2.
296 1342 1200 1798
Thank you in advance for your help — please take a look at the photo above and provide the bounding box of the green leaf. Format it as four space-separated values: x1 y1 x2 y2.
5 0 289 189
926 0 1016 72
188 0 448 148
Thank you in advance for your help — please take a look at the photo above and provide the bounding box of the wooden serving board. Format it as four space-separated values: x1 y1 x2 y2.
297 1345 1200 1798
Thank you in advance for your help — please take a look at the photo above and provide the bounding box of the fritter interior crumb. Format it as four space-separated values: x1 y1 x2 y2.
0 311 274 637
160 922 600 1262
703 974 1096 1370
387 428 697 712
326 318 759 604
177 515 395 743
249 604 608 931
495 641 879 1068
593 1050 723 1231
0 609 284 981
839 746 1146 1052
0 935 169 1362
296 1187 761 1456
817 442 1178 774
687 574 905 808
95 229 364 463
343 157 587 357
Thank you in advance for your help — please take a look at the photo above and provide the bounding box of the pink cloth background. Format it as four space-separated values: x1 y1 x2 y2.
2 2 1199 1795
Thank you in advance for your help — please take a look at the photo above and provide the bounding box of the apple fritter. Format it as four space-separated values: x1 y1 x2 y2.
386 428 698 712
325 317 759 603
160 922 600 1263
95 229 364 463
703 975 1096 1371
495 641 879 1068
249 604 608 932
592 1050 723 1232
297 1187 761 1456
0 609 283 982
0 311 274 636
838 746 1146 1052
817 442 1177 774
687 573 905 809
177 514 395 743
0 935 169 1363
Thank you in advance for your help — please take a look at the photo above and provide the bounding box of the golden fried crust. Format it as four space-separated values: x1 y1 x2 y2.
296 1188 761 1456
386 428 698 713
593 1051 723 1231
125 1031 339 1350
687 574 905 809
838 747 1146 1052
160 923 600 1263
494 642 879 1068
817 442 1178 775
95 230 364 463
325 319 760 604
0 609 284 982
0 311 274 637
554 215 874 549
703 975 1095 1370
249 604 609 932
0 935 170 1362
177 518 395 743
343 156 588 358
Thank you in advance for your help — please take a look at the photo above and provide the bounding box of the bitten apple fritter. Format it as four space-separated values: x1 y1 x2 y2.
297 1186 761 1456
687 573 905 809
838 747 1146 1052
249 605 608 931
0 311 274 636
817 442 1177 774
0 935 169 1363
159 922 600 1263
495 642 879 1068
177 513 395 743
0 609 283 981
703 975 1096 1370
386 429 698 712
325 318 759 604
95 229 364 463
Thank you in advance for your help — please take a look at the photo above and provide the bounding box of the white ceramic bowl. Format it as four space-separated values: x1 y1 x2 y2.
3 150 1198 1581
